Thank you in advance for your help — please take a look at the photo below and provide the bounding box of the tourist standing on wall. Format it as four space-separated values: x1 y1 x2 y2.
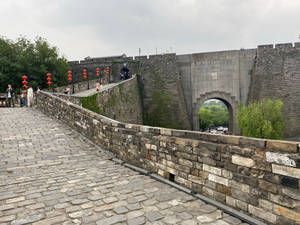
27 85 34 107
20 87 27 107
6 84 14 107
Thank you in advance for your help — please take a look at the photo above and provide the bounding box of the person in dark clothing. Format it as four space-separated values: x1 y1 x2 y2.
6 84 15 107
120 64 130 80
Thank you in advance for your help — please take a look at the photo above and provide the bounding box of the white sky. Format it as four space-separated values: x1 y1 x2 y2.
1 0 299 60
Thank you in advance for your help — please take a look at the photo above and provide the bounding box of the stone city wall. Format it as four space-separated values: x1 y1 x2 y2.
248 42 300 138
36 90 300 225
54 78 108 94
69 54 192 131
53 76 143 125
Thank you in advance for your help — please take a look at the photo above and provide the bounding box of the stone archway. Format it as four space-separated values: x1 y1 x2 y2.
192 91 239 135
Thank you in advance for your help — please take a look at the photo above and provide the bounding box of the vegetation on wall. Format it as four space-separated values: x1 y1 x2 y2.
145 90 181 129
80 93 100 114
0 36 69 92
237 99 284 139
199 100 229 130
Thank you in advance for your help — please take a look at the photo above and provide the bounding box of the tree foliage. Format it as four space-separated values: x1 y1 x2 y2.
0 36 69 93
199 100 229 130
237 99 284 139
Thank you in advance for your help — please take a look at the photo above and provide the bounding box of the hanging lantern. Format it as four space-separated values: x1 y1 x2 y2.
96 67 100 77
83 69 87 79
106 66 110 75
46 73 52 86
22 80 28 85
21 75 28 88
68 71 72 82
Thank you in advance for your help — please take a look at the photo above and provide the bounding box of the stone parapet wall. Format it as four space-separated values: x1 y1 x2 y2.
53 76 143 125
36 91 300 225
54 78 108 94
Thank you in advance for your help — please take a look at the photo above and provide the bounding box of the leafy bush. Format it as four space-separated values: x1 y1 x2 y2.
237 99 284 139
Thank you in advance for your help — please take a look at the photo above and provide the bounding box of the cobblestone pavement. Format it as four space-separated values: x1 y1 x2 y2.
0 108 249 225
72 83 117 97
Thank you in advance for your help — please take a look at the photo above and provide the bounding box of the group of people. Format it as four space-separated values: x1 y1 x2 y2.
120 64 130 80
6 84 35 107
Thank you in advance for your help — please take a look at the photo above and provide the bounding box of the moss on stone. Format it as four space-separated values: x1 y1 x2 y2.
80 93 100 114
144 90 182 129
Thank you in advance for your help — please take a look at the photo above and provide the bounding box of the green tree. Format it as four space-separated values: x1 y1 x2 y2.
199 101 229 130
199 107 214 130
237 99 284 139
0 36 69 93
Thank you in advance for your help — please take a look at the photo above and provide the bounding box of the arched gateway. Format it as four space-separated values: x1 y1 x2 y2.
192 91 239 134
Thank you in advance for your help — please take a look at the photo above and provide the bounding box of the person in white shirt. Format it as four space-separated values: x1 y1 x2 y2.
6 84 15 107
27 86 34 107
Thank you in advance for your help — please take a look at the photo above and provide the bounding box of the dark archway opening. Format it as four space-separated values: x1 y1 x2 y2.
199 98 231 134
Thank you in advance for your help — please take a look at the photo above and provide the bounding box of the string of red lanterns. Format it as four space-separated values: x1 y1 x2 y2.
46 73 52 86
68 71 72 82
106 66 110 75
96 68 100 77
22 75 28 89
83 69 87 80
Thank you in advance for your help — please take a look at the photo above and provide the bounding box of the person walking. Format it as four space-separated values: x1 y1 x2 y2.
6 84 15 107
27 85 34 107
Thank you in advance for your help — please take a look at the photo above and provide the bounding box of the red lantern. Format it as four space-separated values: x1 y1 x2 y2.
96 68 100 77
68 78 72 82
22 75 27 80
106 66 109 75
83 69 87 79
22 80 28 85
46 73 52 86
25 86 28 89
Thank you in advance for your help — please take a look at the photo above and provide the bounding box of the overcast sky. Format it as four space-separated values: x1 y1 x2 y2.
1 0 299 60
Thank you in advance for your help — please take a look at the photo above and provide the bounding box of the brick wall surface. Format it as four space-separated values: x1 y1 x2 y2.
36 91 300 225
248 43 300 138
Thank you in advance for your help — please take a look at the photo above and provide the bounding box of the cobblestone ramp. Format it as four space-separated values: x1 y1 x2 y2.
0 108 249 225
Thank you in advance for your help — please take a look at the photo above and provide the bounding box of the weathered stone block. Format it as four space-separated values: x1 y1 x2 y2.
218 135 241 145
258 179 278 193
273 204 300 222
266 152 297 167
226 196 236 207
269 193 296 208
216 184 232 195
272 164 300 179
203 164 222 176
258 199 273 211
282 188 300 200
267 140 299 153
208 174 229 186
178 158 193 167
248 204 277 223
232 155 255 168
239 137 266 149
188 175 205 185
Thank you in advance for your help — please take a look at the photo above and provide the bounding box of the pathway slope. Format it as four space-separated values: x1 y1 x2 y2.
0 108 249 225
